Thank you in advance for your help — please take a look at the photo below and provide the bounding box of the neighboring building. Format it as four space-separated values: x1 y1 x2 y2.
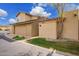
0 25 12 34
12 12 39 38
0 25 10 31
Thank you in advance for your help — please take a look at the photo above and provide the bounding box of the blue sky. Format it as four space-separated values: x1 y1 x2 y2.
0 3 34 25
0 3 79 25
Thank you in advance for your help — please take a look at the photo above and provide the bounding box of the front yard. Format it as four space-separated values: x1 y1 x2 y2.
27 38 79 55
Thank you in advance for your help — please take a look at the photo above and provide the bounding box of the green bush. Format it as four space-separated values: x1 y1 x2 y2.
13 35 25 40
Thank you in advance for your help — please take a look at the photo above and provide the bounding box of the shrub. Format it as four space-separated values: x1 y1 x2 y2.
13 35 25 40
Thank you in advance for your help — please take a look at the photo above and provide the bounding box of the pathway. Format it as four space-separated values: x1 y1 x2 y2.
0 39 65 56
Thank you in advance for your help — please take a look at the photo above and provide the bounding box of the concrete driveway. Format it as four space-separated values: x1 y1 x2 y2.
0 39 65 56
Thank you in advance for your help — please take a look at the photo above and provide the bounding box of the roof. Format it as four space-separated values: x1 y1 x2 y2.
64 9 78 13
13 17 65 26
16 12 48 19
39 17 65 23
15 12 65 26
13 19 38 25
16 12 32 17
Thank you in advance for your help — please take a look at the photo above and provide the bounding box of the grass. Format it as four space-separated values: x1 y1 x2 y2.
27 38 79 55
13 35 25 40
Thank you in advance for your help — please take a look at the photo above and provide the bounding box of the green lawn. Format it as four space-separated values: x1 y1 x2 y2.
27 38 79 55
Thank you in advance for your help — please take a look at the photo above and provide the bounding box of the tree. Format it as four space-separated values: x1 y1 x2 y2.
52 3 65 39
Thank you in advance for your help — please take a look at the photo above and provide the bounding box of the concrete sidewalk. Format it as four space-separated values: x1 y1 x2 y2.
0 39 66 56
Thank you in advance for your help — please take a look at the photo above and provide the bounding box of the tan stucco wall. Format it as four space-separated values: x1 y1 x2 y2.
32 22 39 37
15 24 27 37
14 23 38 38
31 16 38 20
14 24 32 38
63 10 78 40
26 24 32 37
78 20 79 40
39 21 57 41
16 13 31 22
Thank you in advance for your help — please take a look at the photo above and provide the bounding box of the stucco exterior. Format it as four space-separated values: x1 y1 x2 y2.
13 22 39 38
38 10 79 40
31 16 38 20
16 13 38 22
12 13 39 38
16 13 31 22
39 20 57 41
14 24 32 38
12 11 79 41
62 10 78 40
31 22 39 37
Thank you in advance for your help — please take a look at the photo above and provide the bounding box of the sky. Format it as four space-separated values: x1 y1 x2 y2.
0 3 79 25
